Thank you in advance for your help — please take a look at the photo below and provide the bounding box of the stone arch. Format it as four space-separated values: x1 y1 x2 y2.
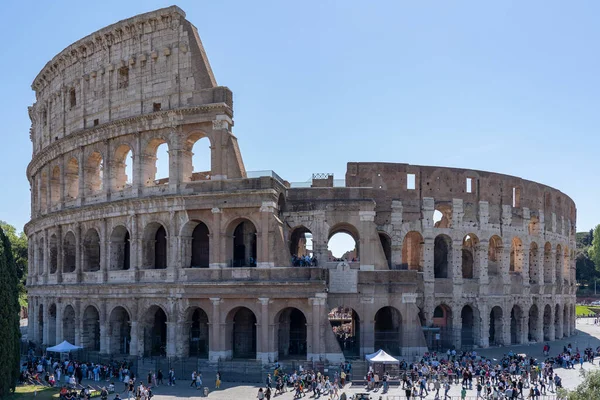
275 307 307 358
185 307 209 357
37 237 45 275
109 225 130 270
109 306 131 355
142 222 168 269
226 306 257 359
142 305 169 356
543 242 553 283
63 231 76 273
510 237 524 273
83 228 101 272
37 304 44 344
227 218 257 267
402 231 423 271
434 234 452 278
555 244 563 281
543 304 552 341
191 222 210 268
510 305 524 344
112 143 133 191
84 151 104 195
528 304 539 342
65 157 79 200
62 304 76 345
184 132 212 182
461 304 480 349
489 305 504 346
82 305 100 351
328 306 360 358
488 235 503 276
433 203 452 228
461 234 479 279
378 232 392 268
432 304 453 350
142 137 170 186
48 303 57 346
529 242 540 283
49 233 58 274
328 223 360 261
289 226 313 264
374 306 402 355
50 165 60 206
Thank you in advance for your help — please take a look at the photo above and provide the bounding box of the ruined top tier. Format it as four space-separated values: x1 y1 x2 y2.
28 6 230 155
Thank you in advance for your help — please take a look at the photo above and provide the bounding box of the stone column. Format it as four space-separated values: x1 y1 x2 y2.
537 248 544 285
166 322 177 358
520 315 528 344
43 229 49 284
479 303 490 348
129 321 140 357
55 302 63 345
390 201 403 268
522 243 530 286
555 308 563 339
549 249 556 284
210 208 224 268
75 223 82 283
500 246 511 290
209 298 225 360
535 308 544 343
258 202 276 267
359 211 377 270
422 238 435 282
132 133 143 195
452 311 462 350
77 147 85 206
210 116 233 180
309 294 326 360
27 300 35 343
257 298 275 362
42 299 49 345
100 218 108 282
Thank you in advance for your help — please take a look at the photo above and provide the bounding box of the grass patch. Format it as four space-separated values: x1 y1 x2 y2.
577 305 600 316
8 385 59 399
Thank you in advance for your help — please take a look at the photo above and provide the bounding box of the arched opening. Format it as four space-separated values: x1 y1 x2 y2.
528 304 539 342
543 305 552 341
187 308 209 358
543 242 553 283
487 236 502 276
563 248 570 284
328 307 360 357
63 231 76 273
510 305 524 344
49 234 58 274
555 244 563 282
277 193 286 217
402 231 423 271
109 226 130 270
63 305 76 345
191 222 210 268
277 308 307 359
328 225 359 262
142 139 169 186
37 305 44 344
529 242 539 283
433 204 452 228
50 166 60 206
510 237 524 273
528 216 540 235
378 233 392 268
231 219 257 267
37 237 44 275
289 226 313 266
143 306 168 356
65 157 79 200
374 306 402 355
563 306 569 337
434 235 451 278
461 305 477 350
432 304 453 350
39 172 48 211
48 303 57 346
83 228 101 272
462 234 479 279
187 135 212 182
489 306 504 346
112 144 133 191
109 307 131 355
82 306 100 351
142 223 168 269
228 307 257 359
84 151 104 195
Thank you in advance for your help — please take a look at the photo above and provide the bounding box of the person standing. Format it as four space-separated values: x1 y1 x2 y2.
195 372 202 389
215 371 221 389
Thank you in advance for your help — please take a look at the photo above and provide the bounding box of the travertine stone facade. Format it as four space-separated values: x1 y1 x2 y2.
26 6 577 363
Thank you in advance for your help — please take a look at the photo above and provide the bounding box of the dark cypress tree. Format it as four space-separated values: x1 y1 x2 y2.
0 226 21 397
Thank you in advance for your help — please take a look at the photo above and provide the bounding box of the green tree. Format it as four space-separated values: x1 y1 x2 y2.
0 222 27 307
561 369 600 399
576 250 597 284
589 225 600 272
0 226 21 396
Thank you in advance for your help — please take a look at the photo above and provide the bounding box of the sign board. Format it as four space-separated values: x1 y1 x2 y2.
401 293 418 304
329 262 358 293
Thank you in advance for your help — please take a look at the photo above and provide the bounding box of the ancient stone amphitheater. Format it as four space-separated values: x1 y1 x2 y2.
25 6 576 363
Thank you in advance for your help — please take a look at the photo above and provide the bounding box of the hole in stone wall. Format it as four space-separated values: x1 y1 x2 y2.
466 178 473 193
69 88 76 108
407 173 415 190
153 103 162 112
118 67 129 89
94 119 99 126
513 187 521 207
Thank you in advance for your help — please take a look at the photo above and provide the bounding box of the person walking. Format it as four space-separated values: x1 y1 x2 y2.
215 371 221 389
195 372 202 390
190 371 197 388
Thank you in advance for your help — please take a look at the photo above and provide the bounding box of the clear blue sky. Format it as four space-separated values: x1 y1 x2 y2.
1 0 598 236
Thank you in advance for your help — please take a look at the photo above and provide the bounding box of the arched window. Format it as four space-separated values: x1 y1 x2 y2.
83 228 101 272
183 134 211 182
65 158 79 200
328 224 359 262
142 139 169 186
434 235 451 278
488 236 502 276
49 234 58 274
142 223 168 269
230 220 257 267
191 222 210 268
63 232 76 273
155 227 167 269
39 172 48 211
462 234 479 279
510 237 524 273
112 144 133 191
402 231 423 271
378 233 392 268
289 226 313 265
433 204 452 228
110 226 130 270
50 166 60 206
84 152 104 195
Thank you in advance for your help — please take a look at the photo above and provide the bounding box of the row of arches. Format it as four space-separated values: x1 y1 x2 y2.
35 135 211 210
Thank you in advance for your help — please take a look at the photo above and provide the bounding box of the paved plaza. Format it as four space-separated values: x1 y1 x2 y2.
91 318 600 400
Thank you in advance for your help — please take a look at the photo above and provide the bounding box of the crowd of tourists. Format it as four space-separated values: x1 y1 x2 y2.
291 254 318 267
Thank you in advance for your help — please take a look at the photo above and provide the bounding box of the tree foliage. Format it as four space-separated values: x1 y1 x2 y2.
0 226 21 396
0 221 27 306
590 225 600 273
563 369 600 399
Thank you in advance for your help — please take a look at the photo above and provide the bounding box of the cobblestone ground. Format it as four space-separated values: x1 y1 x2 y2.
84 319 600 399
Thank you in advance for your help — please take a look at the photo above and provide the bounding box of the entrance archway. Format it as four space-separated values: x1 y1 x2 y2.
228 307 257 358
489 306 504 346
434 235 451 278
329 307 360 357
277 308 307 358
528 304 539 342
510 305 524 344
109 306 131 355
143 306 167 356
374 307 402 355
191 222 210 268
543 305 552 341
48 303 57 346
188 308 209 357
63 305 76 345
461 305 476 349
82 306 100 351
37 305 44 344
432 304 453 350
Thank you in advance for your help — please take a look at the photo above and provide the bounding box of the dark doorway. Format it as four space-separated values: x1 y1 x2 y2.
191 223 210 268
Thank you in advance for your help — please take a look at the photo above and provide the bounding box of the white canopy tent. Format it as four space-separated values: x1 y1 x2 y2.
46 340 83 353
365 349 399 364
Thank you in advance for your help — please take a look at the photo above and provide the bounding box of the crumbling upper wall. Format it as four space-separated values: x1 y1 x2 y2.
345 162 576 230
29 6 226 155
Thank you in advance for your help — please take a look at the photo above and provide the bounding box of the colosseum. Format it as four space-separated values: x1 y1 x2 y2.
25 6 577 364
